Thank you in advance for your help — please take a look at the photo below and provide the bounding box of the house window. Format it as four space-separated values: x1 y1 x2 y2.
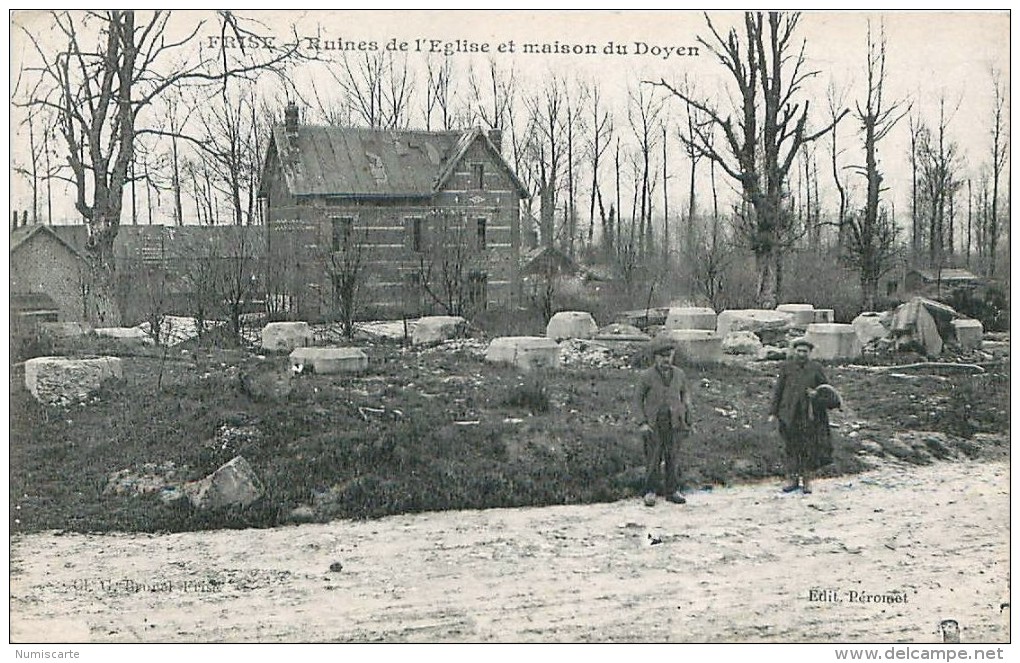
331 216 354 252
467 270 488 309
406 216 426 252
472 163 485 190
476 217 487 250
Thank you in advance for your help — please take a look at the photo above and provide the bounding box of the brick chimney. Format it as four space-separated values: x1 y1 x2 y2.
487 128 502 153
285 102 300 137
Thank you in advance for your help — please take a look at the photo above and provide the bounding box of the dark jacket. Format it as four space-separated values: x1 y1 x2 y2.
635 364 692 432
770 358 828 426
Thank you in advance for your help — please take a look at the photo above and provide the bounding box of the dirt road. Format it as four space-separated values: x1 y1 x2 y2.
10 458 1009 643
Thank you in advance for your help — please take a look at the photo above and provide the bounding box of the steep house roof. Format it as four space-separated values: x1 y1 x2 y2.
10 224 86 260
261 125 529 199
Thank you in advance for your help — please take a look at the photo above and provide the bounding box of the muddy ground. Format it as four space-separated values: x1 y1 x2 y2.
10 456 1009 644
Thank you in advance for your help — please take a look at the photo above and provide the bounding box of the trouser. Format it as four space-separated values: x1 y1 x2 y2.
643 423 684 495
778 421 810 477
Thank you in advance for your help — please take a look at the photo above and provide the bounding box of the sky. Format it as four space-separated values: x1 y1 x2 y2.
6 10 1011 231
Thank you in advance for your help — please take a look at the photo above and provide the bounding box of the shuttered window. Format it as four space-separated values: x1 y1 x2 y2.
405 216 426 252
331 216 354 252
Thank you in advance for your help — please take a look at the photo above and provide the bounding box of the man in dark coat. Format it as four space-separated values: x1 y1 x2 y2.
769 337 836 494
635 340 693 506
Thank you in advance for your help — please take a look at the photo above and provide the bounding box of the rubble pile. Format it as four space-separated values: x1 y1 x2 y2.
558 338 633 369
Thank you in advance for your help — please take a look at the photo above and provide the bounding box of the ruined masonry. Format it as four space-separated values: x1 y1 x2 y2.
412 316 468 346
485 336 560 371
262 321 313 352
183 455 264 510
24 356 123 405
659 329 724 365
664 307 717 331
546 311 598 342
289 347 368 374
804 323 862 360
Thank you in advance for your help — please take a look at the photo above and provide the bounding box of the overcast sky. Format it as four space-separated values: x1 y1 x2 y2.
7 10 1011 228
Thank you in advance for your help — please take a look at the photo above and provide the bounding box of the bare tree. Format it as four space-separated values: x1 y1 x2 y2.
194 82 263 225
842 22 909 309
654 11 848 307
424 54 455 131
585 83 613 254
526 77 566 249
413 210 487 317
627 84 664 258
562 81 588 257
320 225 368 339
827 82 851 247
985 68 1008 277
916 97 963 271
17 10 303 323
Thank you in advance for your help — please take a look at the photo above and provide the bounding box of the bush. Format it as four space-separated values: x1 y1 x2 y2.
941 284 1010 332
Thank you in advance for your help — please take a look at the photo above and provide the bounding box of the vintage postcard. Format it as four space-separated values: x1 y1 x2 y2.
7 9 1011 655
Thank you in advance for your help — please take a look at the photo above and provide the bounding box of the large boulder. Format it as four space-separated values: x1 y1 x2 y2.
716 309 794 337
891 300 944 357
658 329 724 365
722 331 764 355
664 307 717 331
485 336 560 371
412 316 467 346
546 311 598 341
804 323 862 361
24 356 123 405
183 456 263 510
261 322 313 352
852 312 891 346
289 347 368 374
951 318 983 350
776 304 816 328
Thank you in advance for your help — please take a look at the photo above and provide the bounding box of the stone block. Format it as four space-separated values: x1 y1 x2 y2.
664 307 717 331
813 309 835 324
659 329 724 365
412 316 468 346
24 356 123 405
261 321 313 352
951 318 983 350
546 311 598 341
852 312 890 345
183 456 263 510
94 326 154 347
289 347 368 374
716 309 794 336
776 304 816 327
722 330 763 355
485 336 560 371
804 323 862 360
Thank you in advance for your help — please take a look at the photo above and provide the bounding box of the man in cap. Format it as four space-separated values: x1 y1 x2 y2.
768 337 835 494
634 339 693 506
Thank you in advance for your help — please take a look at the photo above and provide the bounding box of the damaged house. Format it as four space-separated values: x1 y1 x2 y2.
258 104 530 319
